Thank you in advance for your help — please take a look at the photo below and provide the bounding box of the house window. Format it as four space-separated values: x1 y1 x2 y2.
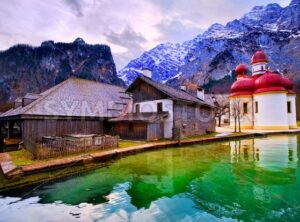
136 104 140 113
255 101 258 113
261 66 264 71
243 102 248 114
128 123 133 132
157 102 163 113
287 101 292 113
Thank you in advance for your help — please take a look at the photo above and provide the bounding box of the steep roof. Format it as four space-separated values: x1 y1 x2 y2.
127 75 212 107
0 78 130 119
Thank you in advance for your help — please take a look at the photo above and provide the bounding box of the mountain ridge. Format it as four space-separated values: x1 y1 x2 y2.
118 0 300 93
0 38 124 110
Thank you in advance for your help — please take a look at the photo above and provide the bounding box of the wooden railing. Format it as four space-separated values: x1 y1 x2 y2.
24 135 119 160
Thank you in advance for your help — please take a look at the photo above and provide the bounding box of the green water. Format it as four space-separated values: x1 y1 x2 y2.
0 135 300 222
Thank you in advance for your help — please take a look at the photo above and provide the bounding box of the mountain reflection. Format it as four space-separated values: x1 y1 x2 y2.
1 135 300 221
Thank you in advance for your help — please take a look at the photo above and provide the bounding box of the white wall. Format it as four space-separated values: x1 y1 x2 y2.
252 62 268 75
229 96 253 129
253 93 289 129
133 99 173 138
287 95 297 128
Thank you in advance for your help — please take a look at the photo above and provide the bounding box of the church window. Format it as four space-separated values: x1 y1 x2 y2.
243 102 248 114
287 101 292 113
255 101 258 113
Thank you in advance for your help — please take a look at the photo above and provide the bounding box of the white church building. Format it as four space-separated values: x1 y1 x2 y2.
230 50 297 130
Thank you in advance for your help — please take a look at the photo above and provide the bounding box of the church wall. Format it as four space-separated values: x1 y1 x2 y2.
287 94 297 128
229 96 253 129
253 92 289 130
252 62 268 75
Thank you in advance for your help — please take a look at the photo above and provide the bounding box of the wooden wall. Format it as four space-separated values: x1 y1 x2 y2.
147 123 163 141
114 122 148 140
23 119 104 142
173 102 215 137
130 81 167 103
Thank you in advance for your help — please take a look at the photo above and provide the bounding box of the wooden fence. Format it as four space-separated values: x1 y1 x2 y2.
24 135 119 159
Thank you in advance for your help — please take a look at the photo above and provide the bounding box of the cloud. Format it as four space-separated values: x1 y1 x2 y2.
0 0 292 69
64 0 83 17
156 19 204 43
103 26 147 68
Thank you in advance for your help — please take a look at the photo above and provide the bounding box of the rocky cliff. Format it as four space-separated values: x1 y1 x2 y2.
0 38 124 110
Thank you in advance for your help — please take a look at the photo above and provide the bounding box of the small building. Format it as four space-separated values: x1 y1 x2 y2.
0 77 130 149
230 50 297 130
110 74 216 141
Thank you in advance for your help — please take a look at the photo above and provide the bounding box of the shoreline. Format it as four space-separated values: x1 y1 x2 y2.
1 129 300 192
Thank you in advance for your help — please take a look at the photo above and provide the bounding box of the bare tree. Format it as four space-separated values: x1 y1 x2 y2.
230 98 243 133
212 94 230 127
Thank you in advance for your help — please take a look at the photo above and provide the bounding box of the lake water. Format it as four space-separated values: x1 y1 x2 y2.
0 135 300 222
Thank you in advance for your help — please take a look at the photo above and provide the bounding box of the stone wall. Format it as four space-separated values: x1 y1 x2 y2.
173 102 215 138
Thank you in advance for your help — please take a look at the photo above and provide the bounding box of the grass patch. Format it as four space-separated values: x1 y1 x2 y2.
9 149 36 166
118 140 147 148
182 133 218 140
9 140 149 167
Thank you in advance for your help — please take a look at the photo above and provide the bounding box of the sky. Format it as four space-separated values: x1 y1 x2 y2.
0 0 291 70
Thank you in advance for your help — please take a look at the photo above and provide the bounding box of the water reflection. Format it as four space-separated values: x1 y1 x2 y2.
0 135 300 221
230 135 298 171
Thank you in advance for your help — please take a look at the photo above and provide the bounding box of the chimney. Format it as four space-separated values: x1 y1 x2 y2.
142 69 152 79
22 93 41 107
180 85 187 91
13 98 22 109
197 87 205 100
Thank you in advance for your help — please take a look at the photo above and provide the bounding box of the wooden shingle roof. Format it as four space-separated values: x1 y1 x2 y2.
0 78 130 119
127 76 212 107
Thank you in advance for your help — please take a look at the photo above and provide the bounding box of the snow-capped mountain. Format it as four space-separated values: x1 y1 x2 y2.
118 0 300 92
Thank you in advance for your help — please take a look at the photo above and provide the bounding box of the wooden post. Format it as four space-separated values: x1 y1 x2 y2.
8 121 14 139
19 121 23 140
178 128 181 146
0 122 4 150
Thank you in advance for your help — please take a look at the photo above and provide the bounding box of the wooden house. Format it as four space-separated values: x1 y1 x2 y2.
110 75 216 141
0 77 130 149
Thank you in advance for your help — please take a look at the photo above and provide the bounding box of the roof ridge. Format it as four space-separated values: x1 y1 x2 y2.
68 77 126 90
138 76 206 103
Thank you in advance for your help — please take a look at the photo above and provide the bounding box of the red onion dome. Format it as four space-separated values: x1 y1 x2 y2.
254 72 285 94
251 50 269 65
235 64 248 76
230 77 255 97
282 77 296 94
281 77 293 90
